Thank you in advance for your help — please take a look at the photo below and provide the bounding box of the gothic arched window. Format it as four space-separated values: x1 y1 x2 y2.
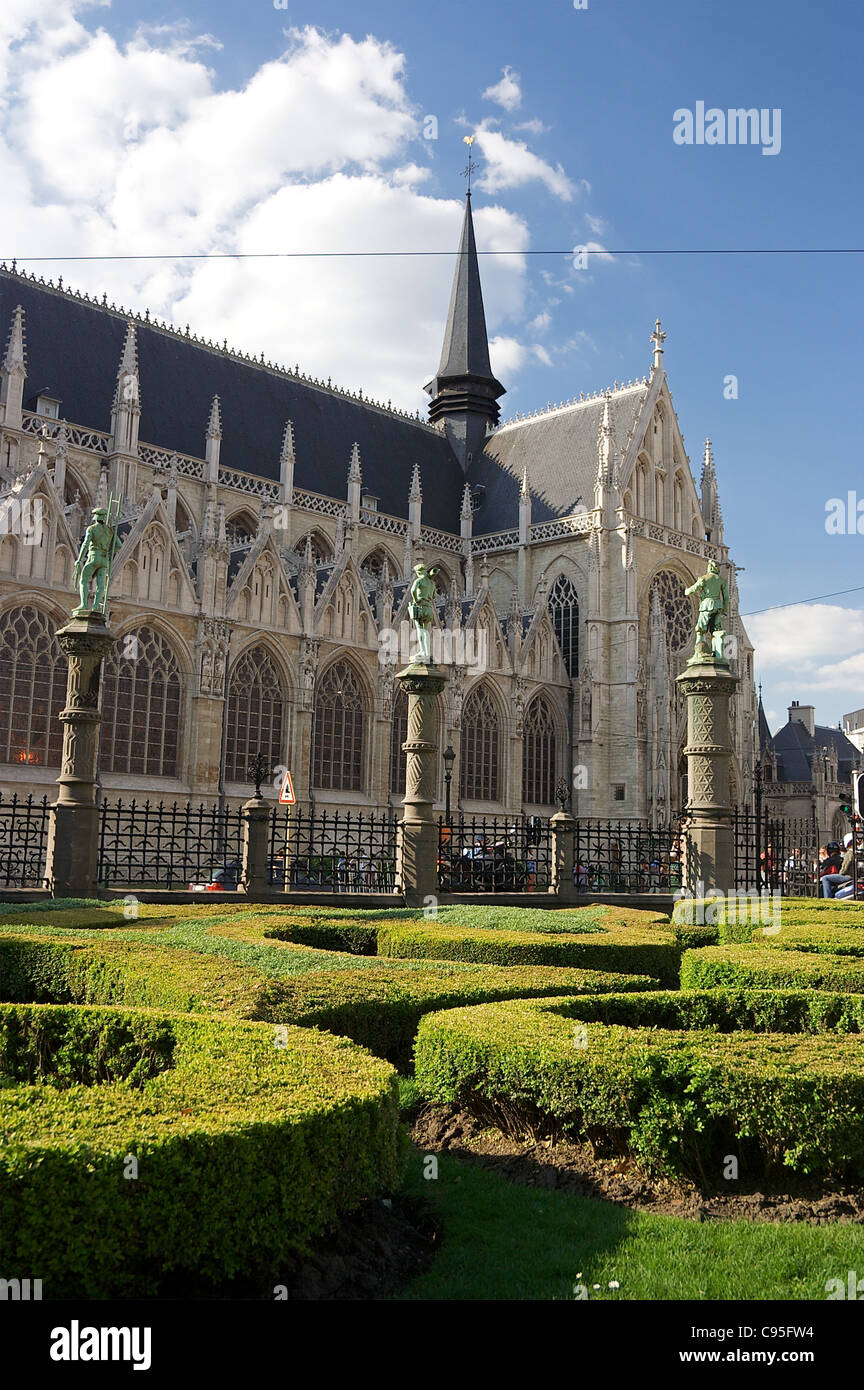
294 531 332 567
313 661 366 791
460 684 500 802
523 695 557 806
548 575 579 678
390 686 409 796
360 548 391 581
101 626 182 777
0 605 67 767
649 571 693 654
225 646 287 783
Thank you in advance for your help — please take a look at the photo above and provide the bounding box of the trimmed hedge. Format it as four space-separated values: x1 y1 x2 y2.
414 995 864 1180
265 918 682 987
0 933 655 1071
553 986 864 1035
681 945 864 993
256 960 657 1070
0 1003 400 1297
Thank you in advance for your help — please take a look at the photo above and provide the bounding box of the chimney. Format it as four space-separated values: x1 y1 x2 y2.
788 700 815 737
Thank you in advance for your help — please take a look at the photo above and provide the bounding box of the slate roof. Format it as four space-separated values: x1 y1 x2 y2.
0 269 465 531
769 718 861 783
472 384 648 535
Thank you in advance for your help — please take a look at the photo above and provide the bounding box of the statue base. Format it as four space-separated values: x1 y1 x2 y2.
676 660 739 892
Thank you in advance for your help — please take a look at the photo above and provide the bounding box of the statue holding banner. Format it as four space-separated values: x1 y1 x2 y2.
685 559 730 664
408 561 440 665
72 497 121 615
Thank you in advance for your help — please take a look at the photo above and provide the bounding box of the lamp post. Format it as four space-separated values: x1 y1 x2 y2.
443 745 455 824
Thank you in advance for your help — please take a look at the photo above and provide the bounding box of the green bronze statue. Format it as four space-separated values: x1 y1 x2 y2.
685 559 730 664
408 562 440 665
72 496 121 615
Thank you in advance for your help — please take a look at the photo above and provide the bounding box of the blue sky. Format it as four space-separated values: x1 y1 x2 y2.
2 0 862 730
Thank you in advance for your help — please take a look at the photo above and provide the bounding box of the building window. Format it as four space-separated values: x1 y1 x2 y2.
0 605 67 767
460 683 500 802
613 783 626 802
313 661 365 791
650 570 693 654
360 548 389 581
225 646 287 783
523 695 557 805
294 531 332 567
548 575 579 678
101 626 182 777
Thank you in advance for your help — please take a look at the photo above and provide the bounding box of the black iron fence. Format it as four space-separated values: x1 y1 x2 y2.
572 818 688 894
438 815 552 892
733 809 820 895
0 792 50 889
268 809 399 893
97 799 244 889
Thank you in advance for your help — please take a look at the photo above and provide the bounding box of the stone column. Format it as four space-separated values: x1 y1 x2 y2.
45 611 117 898
676 661 739 890
396 661 447 905
550 809 577 901
240 795 272 896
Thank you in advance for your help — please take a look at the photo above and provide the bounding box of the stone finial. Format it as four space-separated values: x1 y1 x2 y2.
206 395 222 440
280 420 295 464
651 318 666 370
460 481 473 520
701 438 715 480
347 441 362 483
2 304 26 373
409 462 422 502
520 465 530 499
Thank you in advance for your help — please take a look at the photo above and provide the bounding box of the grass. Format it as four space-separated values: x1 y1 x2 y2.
397 1145 863 1301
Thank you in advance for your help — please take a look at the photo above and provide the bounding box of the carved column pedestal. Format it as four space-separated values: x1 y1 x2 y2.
240 795 273 896
45 610 117 897
396 662 447 905
676 660 739 891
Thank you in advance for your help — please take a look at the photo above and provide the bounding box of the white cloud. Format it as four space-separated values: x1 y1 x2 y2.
585 213 607 236
474 127 577 201
0 10 533 409
515 118 549 136
528 311 551 333
482 66 522 112
489 335 527 378
747 605 864 667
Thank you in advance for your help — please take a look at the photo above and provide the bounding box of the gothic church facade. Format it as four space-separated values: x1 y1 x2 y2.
0 194 757 821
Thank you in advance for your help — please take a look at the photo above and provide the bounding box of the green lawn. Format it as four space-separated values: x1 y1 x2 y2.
397 1145 862 1301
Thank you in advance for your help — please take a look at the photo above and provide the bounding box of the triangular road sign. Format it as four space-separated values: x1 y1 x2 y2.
278 769 296 805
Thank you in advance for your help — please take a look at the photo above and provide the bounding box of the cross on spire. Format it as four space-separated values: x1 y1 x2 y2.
462 133 478 193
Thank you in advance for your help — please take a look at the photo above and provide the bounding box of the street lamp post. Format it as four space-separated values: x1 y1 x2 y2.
443 745 455 825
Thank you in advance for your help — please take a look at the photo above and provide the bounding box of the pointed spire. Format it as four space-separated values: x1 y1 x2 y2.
701 438 715 481
279 419 296 505
461 481 473 521
205 396 222 483
95 465 109 510
206 394 222 440
424 193 506 468
110 321 141 456
596 389 616 481
520 465 530 499
408 463 422 539
347 442 362 522
2 304 26 374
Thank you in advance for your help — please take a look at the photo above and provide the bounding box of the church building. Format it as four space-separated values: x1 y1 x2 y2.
0 192 757 822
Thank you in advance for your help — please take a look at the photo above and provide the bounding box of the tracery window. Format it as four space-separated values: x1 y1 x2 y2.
523 695 557 805
313 661 365 791
460 684 500 802
225 646 287 783
649 571 693 654
101 626 182 777
548 575 579 678
360 548 390 581
0 605 66 767
294 531 332 566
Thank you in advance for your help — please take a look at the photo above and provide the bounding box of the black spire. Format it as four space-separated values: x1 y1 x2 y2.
424 191 505 471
